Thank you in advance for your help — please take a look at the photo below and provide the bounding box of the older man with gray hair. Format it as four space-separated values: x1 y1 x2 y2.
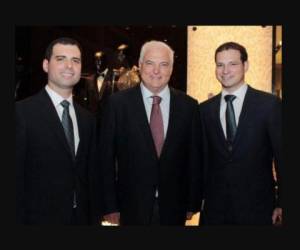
98 40 202 225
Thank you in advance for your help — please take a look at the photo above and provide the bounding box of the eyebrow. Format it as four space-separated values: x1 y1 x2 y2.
144 59 170 64
216 60 241 64
54 55 81 60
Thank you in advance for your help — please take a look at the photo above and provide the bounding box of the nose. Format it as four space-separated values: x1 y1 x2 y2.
222 65 229 74
153 64 160 74
65 59 73 68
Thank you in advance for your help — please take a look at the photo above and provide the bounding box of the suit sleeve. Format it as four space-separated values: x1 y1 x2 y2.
87 115 101 224
198 103 208 213
98 97 119 215
267 97 282 208
186 101 203 212
16 103 26 224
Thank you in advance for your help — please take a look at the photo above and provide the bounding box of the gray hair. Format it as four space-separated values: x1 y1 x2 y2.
139 40 174 65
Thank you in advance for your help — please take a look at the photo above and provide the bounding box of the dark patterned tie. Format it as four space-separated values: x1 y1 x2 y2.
61 100 75 157
150 96 164 157
61 100 77 208
224 95 237 143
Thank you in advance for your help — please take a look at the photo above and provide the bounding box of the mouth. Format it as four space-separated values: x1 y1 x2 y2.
221 75 233 81
61 72 74 78
150 75 162 80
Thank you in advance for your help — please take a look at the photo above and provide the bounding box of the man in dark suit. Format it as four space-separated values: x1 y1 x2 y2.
199 41 282 225
98 40 201 225
16 37 99 225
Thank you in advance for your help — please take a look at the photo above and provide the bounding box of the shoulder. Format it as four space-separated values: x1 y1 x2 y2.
248 86 281 106
112 85 138 99
15 89 45 111
74 101 96 122
170 87 198 106
199 93 220 110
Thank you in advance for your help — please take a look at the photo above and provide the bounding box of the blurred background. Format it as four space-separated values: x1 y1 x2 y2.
14 25 282 225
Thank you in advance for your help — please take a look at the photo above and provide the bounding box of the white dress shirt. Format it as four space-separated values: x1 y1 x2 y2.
220 83 248 139
140 82 170 198
140 82 170 138
45 85 80 154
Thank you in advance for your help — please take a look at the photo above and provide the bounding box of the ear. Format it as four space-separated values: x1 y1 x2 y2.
244 60 249 72
42 59 49 73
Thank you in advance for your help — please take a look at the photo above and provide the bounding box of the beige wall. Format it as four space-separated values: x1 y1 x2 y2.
187 26 273 103
276 26 282 64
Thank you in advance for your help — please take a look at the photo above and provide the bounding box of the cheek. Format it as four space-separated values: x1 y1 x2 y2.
74 64 82 72
162 69 172 77
141 69 152 78
143 67 153 74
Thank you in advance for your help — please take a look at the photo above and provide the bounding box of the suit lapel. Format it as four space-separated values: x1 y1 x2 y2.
232 86 256 150
36 89 75 159
131 86 158 161
74 102 84 159
210 94 229 151
159 89 178 158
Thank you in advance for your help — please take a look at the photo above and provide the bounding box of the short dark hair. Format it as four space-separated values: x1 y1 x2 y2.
215 42 248 63
44 37 82 60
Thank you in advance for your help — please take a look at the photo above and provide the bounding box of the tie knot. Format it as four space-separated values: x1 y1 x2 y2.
224 95 236 103
61 100 70 109
152 96 162 105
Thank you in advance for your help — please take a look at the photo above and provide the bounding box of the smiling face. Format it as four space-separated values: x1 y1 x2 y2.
43 43 82 93
139 43 173 94
215 49 248 93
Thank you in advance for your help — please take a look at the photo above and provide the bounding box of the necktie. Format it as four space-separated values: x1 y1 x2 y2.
61 100 77 208
224 95 237 143
61 100 75 157
150 96 164 157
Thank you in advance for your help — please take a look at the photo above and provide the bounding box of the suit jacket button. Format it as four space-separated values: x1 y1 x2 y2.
228 145 233 152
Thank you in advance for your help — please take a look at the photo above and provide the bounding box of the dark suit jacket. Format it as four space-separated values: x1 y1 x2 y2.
98 85 201 225
16 89 99 225
199 85 282 225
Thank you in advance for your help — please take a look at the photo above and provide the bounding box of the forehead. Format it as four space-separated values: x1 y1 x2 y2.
143 45 170 61
216 49 241 61
52 43 81 57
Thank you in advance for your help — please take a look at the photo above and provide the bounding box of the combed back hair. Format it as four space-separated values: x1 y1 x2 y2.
215 41 248 63
139 40 174 65
44 37 83 60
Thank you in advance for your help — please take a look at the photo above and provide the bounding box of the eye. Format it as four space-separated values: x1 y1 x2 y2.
56 56 65 61
230 62 240 66
72 58 81 64
160 62 169 67
144 60 153 65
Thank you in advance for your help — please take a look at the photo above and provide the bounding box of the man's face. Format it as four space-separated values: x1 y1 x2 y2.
43 43 82 90
139 45 173 94
215 49 248 92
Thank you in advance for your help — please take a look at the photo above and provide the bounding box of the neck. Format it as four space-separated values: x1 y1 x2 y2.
147 85 167 95
224 82 244 94
47 83 73 99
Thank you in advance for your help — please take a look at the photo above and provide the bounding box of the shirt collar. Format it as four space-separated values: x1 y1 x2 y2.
45 84 73 108
140 82 170 103
221 83 248 101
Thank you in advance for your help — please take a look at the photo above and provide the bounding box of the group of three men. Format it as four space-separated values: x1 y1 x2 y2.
16 37 282 225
